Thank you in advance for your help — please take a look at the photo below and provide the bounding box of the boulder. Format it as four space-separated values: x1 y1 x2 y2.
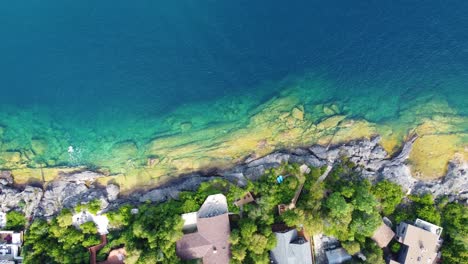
139 189 168 203
0 171 13 186
379 165 416 193
289 155 326 168
243 165 266 181
138 176 213 203
59 170 105 184
0 185 42 218
39 181 89 217
106 184 120 201
309 145 329 160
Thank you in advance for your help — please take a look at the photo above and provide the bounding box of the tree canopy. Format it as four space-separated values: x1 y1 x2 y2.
5 211 26 231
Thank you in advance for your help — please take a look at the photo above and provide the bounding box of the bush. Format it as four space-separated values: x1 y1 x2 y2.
88 199 102 214
342 240 360 255
390 241 401 253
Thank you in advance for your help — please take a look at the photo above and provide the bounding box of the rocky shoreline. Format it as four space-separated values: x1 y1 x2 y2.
1 135 466 221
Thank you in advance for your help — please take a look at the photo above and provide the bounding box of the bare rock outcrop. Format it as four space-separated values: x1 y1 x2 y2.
139 175 215 203
414 159 468 201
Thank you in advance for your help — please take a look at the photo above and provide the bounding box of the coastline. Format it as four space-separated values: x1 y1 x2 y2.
1 132 466 221
2 95 466 192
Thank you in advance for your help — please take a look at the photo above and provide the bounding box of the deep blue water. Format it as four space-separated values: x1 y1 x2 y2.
1 0 467 118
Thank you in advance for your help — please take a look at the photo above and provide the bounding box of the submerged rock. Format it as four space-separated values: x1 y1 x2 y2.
291 106 304 121
180 121 193 132
111 141 138 158
31 138 48 156
0 151 22 167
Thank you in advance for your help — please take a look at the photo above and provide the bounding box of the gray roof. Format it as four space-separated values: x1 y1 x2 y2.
326 248 352 264
270 229 312 264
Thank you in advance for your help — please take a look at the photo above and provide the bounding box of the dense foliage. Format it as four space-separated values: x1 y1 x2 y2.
23 209 100 263
439 201 468 263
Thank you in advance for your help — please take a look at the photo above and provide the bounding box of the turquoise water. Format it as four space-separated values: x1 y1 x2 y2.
0 1 467 169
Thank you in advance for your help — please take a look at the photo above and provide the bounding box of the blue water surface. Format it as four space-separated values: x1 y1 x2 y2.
1 1 467 115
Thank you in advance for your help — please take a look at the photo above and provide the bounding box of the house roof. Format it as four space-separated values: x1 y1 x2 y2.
176 194 231 264
270 229 312 264
181 212 198 232
397 222 439 264
176 233 212 259
325 248 352 264
198 194 228 218
371 222 395 248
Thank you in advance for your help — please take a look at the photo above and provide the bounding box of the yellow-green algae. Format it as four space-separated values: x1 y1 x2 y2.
1 77 466 191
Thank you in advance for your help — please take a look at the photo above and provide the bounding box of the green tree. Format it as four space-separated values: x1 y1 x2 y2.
80 221 97 234
107 204 133 227
440 202 468 263
342 240 360 255
325 192 353 219
87 199 102 214
5 211 26 231
349 211 381 242
372 180 404 215
57 209 73 228
281 209 305 228
362 239 385 264
352 186 378 214
410 193 441 225
390 242 401 253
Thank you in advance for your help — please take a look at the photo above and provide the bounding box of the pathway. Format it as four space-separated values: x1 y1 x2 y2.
316 164 333 183
89 234 107 264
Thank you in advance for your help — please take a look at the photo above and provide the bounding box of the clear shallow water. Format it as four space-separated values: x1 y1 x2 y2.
0 1 467 170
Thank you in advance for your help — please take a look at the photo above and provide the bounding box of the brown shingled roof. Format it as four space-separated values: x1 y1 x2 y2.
371 222 395 248
176 194 231 264
176 233 212 259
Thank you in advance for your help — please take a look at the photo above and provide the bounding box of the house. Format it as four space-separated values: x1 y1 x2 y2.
0 231 23 263
270 228 313 264
176 194 231 264
233 192 255 207
393 218 443 264
325 247 352 264
371 222 395 248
